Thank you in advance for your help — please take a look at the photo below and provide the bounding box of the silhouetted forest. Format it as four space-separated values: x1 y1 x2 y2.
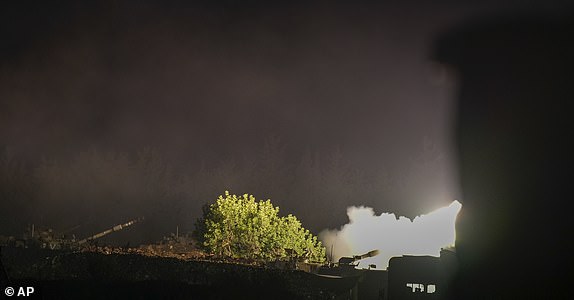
0 136 450 245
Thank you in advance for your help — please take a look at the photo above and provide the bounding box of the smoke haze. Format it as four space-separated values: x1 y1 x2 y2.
320 200 461 269
1 0 570 244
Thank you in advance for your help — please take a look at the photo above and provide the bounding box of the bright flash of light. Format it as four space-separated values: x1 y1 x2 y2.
319 200 462 270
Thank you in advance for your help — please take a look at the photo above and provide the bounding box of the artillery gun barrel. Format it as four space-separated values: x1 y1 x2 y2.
338 249 380 265
353 249 380 260
78 217 144 244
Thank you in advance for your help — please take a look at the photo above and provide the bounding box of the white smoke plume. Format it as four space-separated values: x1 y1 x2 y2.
319 200 462 270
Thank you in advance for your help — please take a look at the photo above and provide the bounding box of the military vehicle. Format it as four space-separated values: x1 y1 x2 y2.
0 217 144 250
309 250 388 300
307 248 458 300
316 249 380 277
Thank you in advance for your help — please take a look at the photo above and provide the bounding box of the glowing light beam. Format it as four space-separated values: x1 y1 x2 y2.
319 200 462 269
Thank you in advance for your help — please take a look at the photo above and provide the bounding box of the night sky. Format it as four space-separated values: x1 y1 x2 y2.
1 0 571 243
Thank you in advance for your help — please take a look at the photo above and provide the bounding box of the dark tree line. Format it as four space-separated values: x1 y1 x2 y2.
0 137 450 245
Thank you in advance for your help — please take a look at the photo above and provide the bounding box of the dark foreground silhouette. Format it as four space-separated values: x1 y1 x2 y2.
0 247 333 300
434 13 574 299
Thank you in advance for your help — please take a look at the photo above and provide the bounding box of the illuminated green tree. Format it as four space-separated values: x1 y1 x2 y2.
195 191 325 262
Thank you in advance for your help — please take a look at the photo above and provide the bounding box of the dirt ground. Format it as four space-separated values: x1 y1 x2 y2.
1 246 340 299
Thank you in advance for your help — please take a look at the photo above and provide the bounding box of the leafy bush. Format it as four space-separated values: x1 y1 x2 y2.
194 191 325 263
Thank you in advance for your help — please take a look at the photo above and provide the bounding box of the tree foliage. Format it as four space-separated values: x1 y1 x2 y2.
195 191 325 262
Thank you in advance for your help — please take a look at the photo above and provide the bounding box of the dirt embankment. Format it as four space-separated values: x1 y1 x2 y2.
1 247 337 299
